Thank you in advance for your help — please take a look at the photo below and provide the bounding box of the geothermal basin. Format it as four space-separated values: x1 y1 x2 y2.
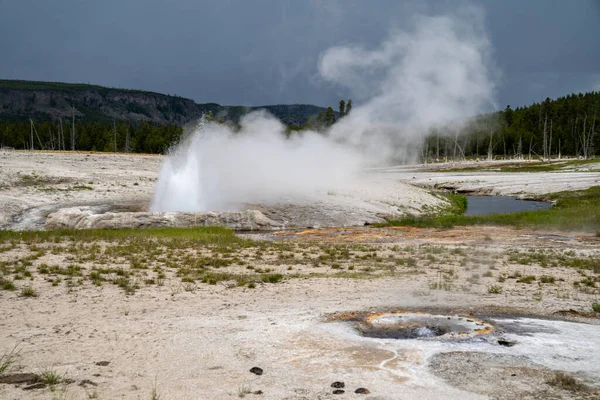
1 152 600 399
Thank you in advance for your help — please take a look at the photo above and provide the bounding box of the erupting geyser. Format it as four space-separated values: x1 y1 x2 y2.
151 10 496 213
150 112 360 212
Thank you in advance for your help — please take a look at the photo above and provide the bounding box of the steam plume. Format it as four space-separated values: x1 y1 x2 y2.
151 9 497 212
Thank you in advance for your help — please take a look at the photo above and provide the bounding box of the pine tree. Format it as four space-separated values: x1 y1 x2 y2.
324 107 336 126
339 100 346 118
346 99 352 115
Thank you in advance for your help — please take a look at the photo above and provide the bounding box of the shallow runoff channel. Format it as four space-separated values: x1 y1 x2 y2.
464 195 552 216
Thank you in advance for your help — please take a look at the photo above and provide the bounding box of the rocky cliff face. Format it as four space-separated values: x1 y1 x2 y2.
0 81 208 124
0 80 325 126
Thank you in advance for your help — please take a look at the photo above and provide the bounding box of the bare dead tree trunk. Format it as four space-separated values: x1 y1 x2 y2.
572 118 578 157
444 136 448 162
453 132 458 161
125 124 130 153
548 119 552 160
517 135 523 160
529 137 534 160
60 119 66 151
449 135 466 161
581 114 588 159
49 126 54 150
30 119 34 150
56 121 61 151
586 107 596 159
113 119 117 153
71 105 76 151
542 113 548 161
30 119 43 150
487 128 493 161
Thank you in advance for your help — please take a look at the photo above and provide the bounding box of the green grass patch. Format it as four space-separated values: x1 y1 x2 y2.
261 273 284 283
0 277 16 291
516 275 536 284
20 286 38 297
0 226 251 246
439 158 599 173
383 186 600 232
0 344 21 376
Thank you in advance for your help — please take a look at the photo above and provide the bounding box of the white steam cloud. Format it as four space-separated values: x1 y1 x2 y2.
151 112 358 211
151 9 497 212
321 11 496 162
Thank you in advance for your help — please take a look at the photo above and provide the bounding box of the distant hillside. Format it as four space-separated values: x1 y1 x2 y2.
0 80 326 126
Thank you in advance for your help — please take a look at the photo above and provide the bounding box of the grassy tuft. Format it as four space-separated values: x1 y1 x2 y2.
0 343 21 376
39 367 61 388
516 275 536 284
237 384 252 398
487 284 503 294
20 286 38 297
546 371 588 392
1 277 16 291
261 273 284 283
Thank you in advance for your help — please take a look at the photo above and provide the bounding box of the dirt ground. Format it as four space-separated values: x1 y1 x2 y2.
1 151 600 399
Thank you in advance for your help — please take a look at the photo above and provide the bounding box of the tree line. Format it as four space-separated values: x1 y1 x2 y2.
423 91 598 161
0 119 183 154
0 91 597 159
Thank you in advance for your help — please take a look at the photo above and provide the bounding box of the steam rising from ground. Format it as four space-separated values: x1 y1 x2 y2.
151 112 358 211
320 11 496 162
151 9 497 212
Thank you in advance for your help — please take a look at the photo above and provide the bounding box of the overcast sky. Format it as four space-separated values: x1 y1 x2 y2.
0 0 599 109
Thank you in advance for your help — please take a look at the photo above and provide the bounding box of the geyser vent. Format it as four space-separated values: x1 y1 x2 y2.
357 312 493 340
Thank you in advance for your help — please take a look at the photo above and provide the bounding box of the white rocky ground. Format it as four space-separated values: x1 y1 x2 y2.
372 163 600 198
0 151 447 231
1 151 599 399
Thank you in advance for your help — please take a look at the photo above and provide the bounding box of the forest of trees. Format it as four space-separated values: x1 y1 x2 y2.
0 119 182 154
0 91 597 160
423 91 598 161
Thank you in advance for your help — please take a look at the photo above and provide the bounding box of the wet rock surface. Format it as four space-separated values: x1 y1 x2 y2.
497 338 517 347
22 382 46 390
0 373 39 384
429 351 599 400
45 207 281 231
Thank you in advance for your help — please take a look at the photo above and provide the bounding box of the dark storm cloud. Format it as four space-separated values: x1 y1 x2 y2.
0 0 598 108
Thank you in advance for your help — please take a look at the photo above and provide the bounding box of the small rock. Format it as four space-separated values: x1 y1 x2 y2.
249 367 263 376
331 381 345 388
333 389 345 394
23 383 46 390
253 390 263 395
95 361 110 366
355 388 370 394
497 339 517 347
79 379 98 387
0 373 39 384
